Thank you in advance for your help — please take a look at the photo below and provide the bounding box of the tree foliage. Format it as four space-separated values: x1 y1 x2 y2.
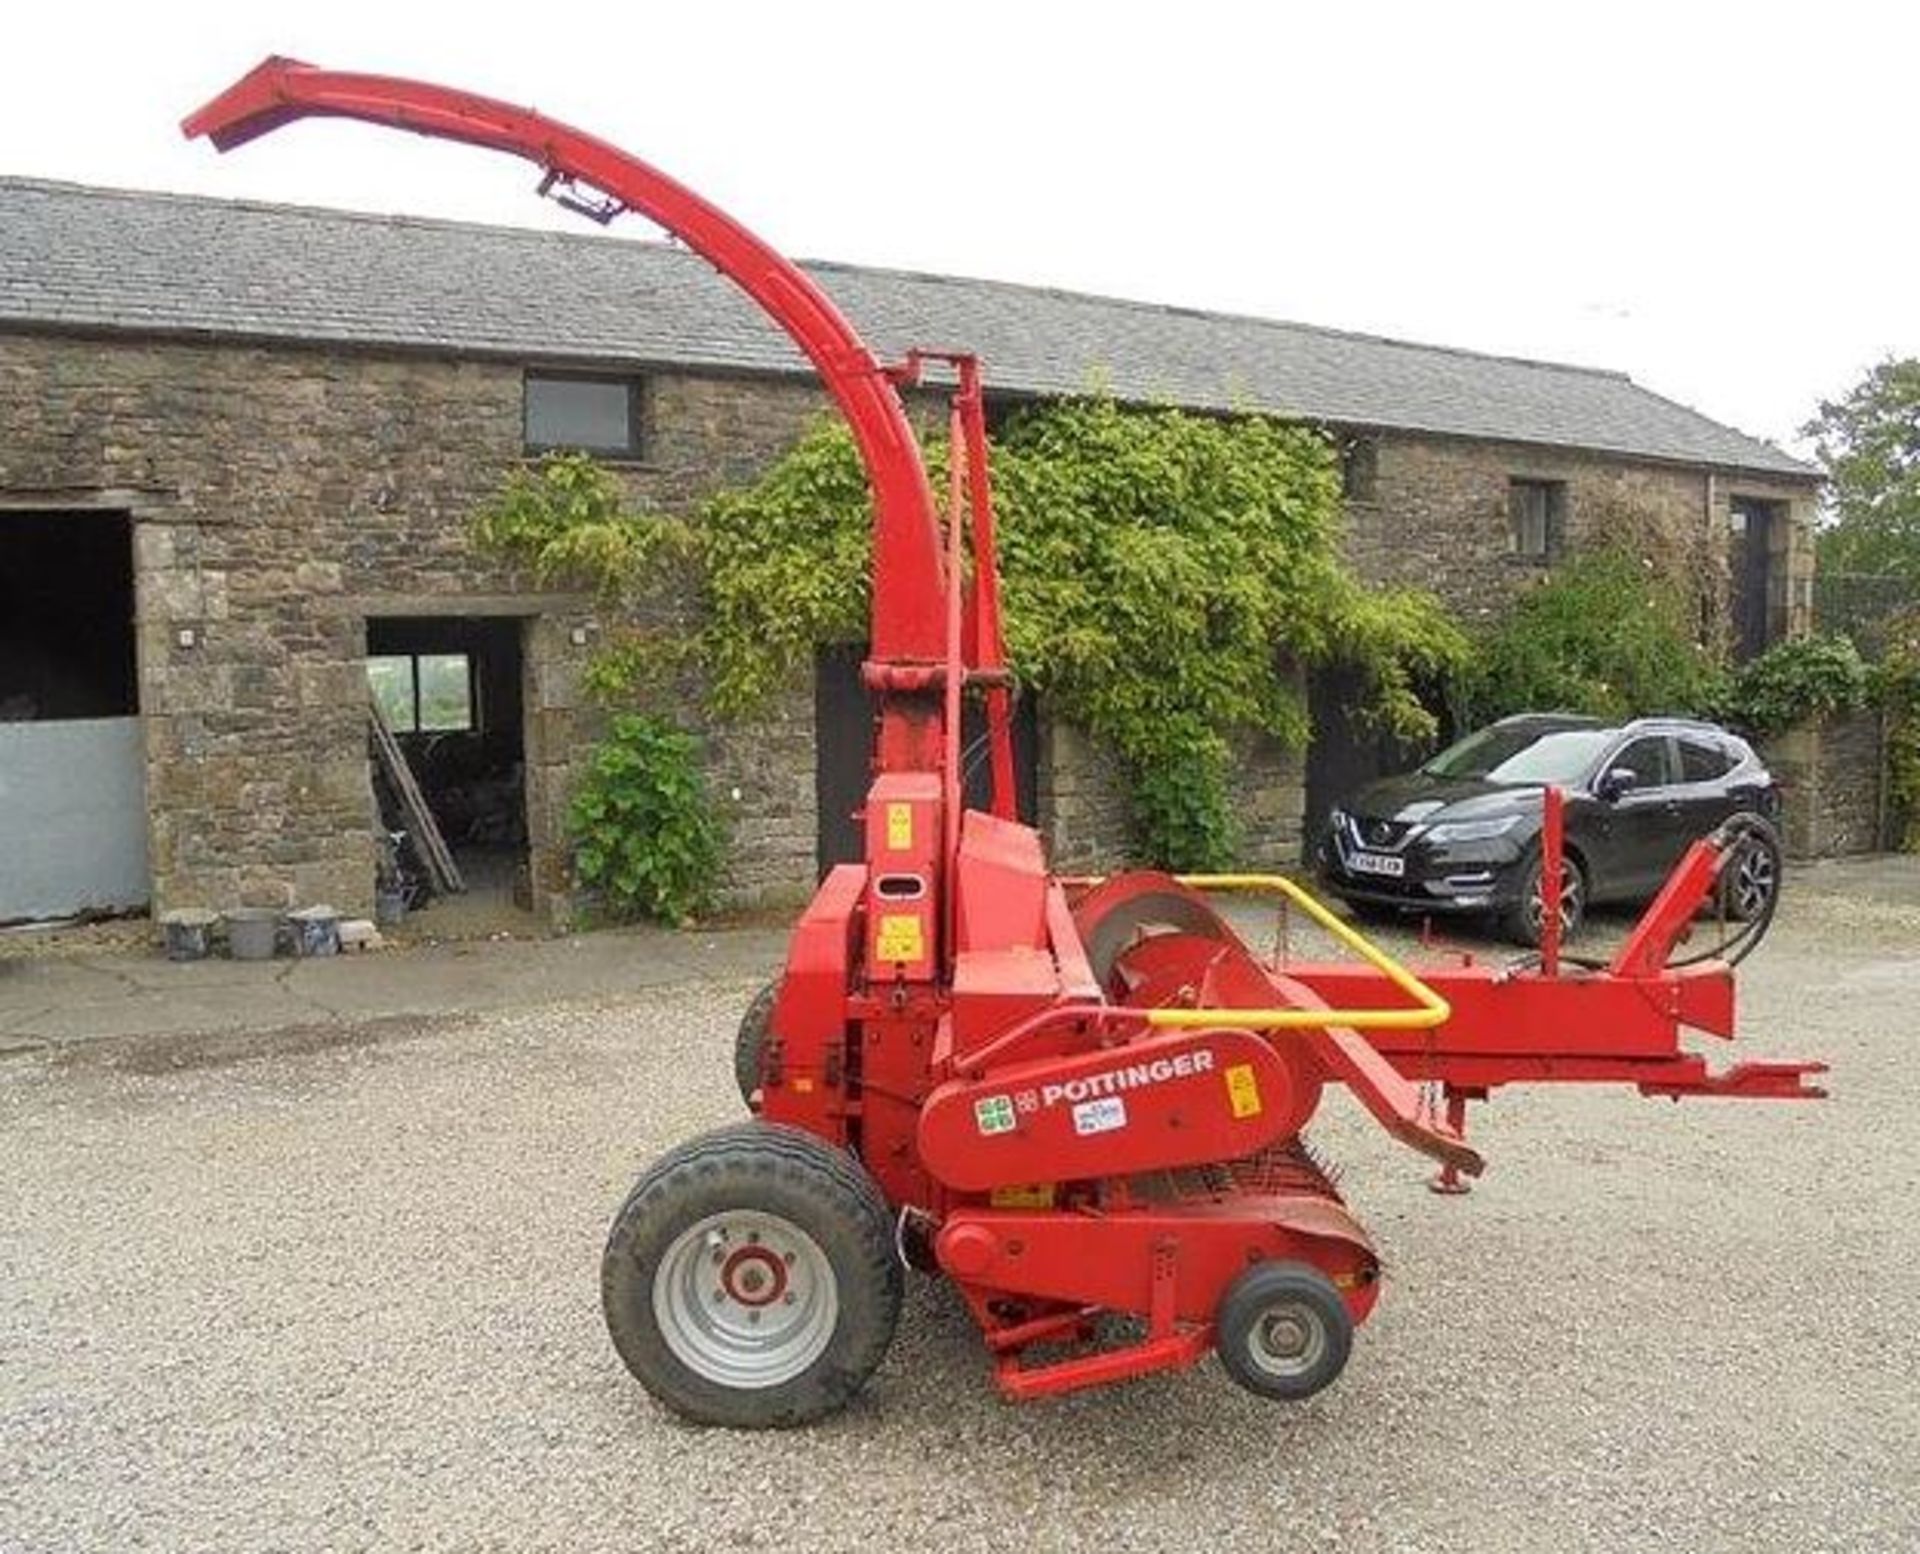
1808 357 1920 588
476 401 1472 869
1873 610 1920 851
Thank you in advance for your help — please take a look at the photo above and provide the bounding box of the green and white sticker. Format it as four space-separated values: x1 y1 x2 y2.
974 1094 1016 1135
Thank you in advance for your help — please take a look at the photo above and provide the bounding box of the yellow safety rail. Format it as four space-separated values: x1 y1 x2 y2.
1129 874 1451 1033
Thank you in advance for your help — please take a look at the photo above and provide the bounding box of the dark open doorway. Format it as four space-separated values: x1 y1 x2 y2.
1729 497 1783 663
812 642 1040 876
0 509 136 722
1303 663 1449 859
0 508 148 922
366 616 529 927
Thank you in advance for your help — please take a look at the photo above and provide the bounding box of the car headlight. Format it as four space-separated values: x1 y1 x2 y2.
1425 815 1521 845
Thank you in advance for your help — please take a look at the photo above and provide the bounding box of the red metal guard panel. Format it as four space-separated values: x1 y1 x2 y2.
918 1028 1299 1192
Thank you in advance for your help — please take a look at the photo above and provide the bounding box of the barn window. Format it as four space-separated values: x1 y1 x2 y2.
1508 478 1566 560
368 653 475 733
523 372 645 458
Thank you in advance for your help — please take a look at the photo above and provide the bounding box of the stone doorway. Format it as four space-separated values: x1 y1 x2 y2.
365 615 533 933
0 507 149 922
811 642 1039 878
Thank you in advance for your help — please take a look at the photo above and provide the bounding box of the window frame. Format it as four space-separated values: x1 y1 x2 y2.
1603 733 1677 793
367 651 478 735
522 370 647 460
1677 733 1734 785
1508 477 1567 562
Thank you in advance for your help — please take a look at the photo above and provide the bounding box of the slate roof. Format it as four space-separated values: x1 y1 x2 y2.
0 177 1813 479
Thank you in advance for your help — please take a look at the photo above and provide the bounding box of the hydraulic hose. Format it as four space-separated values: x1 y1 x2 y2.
1663 812 1782 969
1505 811 1783 976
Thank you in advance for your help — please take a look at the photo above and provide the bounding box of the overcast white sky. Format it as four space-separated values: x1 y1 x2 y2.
4 1 1914 454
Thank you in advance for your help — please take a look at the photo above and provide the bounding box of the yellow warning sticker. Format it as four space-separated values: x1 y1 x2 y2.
886 802 914 851
1225 1062 1263 1119
990 1183 1056 1209
876 912 924 963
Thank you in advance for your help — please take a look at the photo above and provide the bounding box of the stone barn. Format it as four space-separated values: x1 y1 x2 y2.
0 177 1820 926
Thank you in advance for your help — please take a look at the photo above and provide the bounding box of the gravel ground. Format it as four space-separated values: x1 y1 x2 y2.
3 884 1916 1553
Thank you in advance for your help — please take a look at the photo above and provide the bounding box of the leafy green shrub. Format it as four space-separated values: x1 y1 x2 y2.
1711 633 1871 738
568 715 722 926
1471 546 1717 721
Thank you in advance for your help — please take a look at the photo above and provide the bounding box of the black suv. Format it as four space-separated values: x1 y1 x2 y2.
1315 714 1781 944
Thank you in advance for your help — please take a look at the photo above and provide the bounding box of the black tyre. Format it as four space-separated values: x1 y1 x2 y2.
602 1122 902 1428
733 981 778 1106
1501 850 1587 948
1215 1261 1354 1402
1718 815 1783 923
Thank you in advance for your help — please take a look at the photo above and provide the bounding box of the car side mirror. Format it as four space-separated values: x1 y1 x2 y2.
1596 767 1638 802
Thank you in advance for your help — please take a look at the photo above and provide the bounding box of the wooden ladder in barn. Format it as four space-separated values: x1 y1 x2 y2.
368 695 465 895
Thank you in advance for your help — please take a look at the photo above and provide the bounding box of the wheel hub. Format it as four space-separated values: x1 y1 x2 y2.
1733 848 1775 917
653 1210 838 1389
1248 1300 1328 1379
1529 869 1581 934
720 1245 789 1307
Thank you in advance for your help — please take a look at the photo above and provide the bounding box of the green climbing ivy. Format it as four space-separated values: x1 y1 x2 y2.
475 402 1473 870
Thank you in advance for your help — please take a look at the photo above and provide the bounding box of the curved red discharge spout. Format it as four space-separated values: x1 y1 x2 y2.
182 57 948 665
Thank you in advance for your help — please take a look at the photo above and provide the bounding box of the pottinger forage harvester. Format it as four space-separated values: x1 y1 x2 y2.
186 59 1827 1428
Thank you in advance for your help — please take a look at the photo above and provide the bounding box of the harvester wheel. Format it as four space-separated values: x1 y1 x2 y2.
733 980 778 1106
601 1121 901 1428
1214 1261 1353 1402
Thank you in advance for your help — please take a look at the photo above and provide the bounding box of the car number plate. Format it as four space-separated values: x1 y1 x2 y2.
1349 851 1405 878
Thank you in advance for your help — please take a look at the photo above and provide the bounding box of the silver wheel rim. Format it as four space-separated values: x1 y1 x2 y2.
652 1210 837 1389
1247 1300 1328 1381
1731 846 1775 917
1527 865 1582 936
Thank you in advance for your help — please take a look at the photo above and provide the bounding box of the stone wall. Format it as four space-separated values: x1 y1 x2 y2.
1034 720 1307 873
0 331 834 920
1034 720 1132 874
0 326 1829 925
1762 710 1887 858
1340 430 1817 651
1234 734 1309 864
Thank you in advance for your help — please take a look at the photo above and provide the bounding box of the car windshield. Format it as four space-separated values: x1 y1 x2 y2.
1420 725 1613 785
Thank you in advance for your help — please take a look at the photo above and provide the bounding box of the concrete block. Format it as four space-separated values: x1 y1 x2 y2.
337 919 383 952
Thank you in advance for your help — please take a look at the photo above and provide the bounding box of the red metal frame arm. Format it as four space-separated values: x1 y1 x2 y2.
181 57 947 665
957 359 1019 821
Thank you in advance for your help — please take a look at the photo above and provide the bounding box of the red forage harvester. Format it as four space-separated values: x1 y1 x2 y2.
186 59 1826 1427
